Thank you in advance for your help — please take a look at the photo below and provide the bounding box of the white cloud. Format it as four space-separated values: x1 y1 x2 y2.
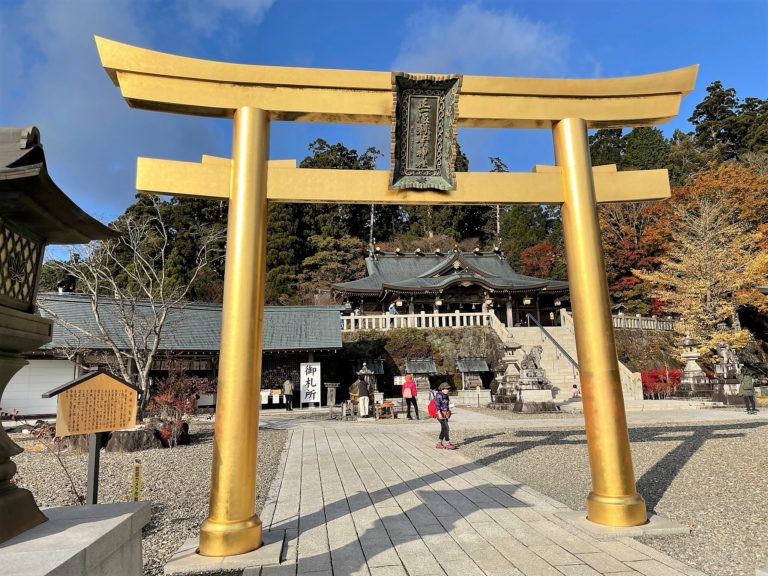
393 2 570 77
178 0 275 34
0 0 228 220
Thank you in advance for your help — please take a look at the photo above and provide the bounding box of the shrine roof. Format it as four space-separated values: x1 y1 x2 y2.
334 251 568 295
456 358 490 373
0 127 117 244
405 358 438 375
36 293 342 353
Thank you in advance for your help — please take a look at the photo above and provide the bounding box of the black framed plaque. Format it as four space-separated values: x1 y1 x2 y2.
389 72 462 191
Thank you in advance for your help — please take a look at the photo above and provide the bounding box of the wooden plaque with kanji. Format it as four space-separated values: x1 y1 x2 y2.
43 371 139 437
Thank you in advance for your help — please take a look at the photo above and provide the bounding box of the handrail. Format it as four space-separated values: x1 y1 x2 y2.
560 308 675 332
525 313 579 372
557 309 644 400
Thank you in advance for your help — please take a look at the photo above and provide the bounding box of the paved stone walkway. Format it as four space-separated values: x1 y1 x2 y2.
252 420 707 576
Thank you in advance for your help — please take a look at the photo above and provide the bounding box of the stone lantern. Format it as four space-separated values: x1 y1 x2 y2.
0 127 116 543
676 332 711 396
493 336 522 406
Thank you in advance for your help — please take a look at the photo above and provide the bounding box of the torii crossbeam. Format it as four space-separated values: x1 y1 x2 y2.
96 36 697 558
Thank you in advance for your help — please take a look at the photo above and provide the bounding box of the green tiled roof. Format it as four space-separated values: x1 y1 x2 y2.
405 358 438 374
37 293 342 353
334 251 568 295
456 358 490 373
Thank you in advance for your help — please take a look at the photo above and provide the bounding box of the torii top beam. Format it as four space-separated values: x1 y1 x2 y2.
96 37 697 129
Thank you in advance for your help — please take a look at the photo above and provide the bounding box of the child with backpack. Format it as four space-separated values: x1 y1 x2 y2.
430 382 454 449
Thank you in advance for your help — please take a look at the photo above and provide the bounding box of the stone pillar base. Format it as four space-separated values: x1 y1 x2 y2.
0 484 47 544
0 501 151 576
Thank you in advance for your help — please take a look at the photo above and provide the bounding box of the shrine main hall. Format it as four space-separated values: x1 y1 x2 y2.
333 245 569 327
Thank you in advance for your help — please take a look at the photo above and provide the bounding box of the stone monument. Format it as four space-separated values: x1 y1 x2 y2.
492 335 522 408
492 338 555 412
712 342 742 404
514 345 557 412
676 333 711 396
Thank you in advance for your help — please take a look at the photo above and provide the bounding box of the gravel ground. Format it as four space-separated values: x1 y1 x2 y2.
450 411 768 576
10 419 288 576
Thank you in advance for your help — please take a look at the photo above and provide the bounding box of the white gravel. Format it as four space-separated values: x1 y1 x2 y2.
450 410 768 576
10 419 287 576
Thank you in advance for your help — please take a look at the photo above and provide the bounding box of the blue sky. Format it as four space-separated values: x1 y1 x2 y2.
1 0 766 223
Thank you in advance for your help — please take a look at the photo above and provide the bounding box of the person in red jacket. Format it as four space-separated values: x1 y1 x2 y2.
402 374 419 420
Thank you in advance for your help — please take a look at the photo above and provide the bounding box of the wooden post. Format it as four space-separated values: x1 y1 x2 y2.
86 432 104 505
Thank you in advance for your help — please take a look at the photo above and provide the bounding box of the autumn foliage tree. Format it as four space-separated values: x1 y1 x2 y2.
518 241 554 278
634 197 768 352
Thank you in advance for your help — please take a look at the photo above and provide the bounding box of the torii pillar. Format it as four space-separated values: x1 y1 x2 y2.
95 36 697 556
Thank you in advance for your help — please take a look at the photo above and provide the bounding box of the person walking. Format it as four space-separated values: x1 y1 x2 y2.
283 376 294 411
350 376 370 417
402 374 419 420
571 384 580 398
739 369 758 414
435 382 454 449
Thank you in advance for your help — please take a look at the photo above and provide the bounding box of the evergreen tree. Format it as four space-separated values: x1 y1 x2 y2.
298 138 383 240
266 203 304 304
403 143 491 242
265 139 384 303
620 127 670 171
667 129 706 186
589 129 624 166
737 97 768 155
689 81 740 160
296 235 368 303
499 206 548 270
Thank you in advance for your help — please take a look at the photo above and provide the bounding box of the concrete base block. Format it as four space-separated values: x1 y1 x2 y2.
556 510 690 538
164 530 284 575
755 566 768 576
0 501 151 576
454 389 492 407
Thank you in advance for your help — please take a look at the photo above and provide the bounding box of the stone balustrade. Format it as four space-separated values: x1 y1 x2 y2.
341 310 489 332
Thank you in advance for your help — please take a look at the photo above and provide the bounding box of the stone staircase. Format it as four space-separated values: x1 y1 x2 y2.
486 311 644 404
507 325 581 402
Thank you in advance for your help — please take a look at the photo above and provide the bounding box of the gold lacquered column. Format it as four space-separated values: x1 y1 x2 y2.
553 118 647 527
200 107 268 556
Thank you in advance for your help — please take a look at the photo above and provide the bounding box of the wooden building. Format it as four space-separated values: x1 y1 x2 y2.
4 293 343 416
333 247 568 327
456 357 491 389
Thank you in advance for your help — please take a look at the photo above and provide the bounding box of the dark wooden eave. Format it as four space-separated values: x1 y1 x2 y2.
0 127 118 244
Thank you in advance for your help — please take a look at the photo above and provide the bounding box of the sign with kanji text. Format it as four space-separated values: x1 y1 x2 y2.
300 362 321 407
42 371 140 437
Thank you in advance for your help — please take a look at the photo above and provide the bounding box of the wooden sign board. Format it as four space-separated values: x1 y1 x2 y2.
42 371 139 437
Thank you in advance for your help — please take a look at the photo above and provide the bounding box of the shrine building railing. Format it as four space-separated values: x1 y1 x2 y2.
341 310 489 332
342 309 677 333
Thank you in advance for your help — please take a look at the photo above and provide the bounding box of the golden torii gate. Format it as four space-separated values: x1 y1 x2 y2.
96 37 697 557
